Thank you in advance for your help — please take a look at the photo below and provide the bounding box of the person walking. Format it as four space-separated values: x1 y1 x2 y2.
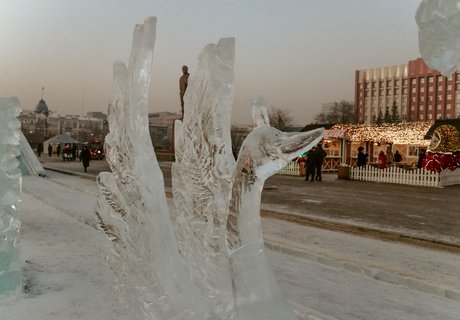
357 146 368 167
314 144 327 181
56 144 61 157
48 144 52 157
80 144 91 172
305 147 317 182
36 143 43 157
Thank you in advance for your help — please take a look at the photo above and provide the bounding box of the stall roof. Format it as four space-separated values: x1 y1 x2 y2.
44 133 79 144
325 121 434 145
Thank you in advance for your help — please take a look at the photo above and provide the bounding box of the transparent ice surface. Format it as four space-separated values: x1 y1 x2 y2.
227 118 323 320
95 17 212 320
172 38 236 317
0 97 22 296
96 16 324 320
416 0 460 76
18 131 44 176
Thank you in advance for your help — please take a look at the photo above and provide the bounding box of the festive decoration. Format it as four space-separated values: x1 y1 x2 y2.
425 151 460 172
326 121 434 145
429 125 460 152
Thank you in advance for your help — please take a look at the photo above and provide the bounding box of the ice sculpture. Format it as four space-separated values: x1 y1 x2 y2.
416 0 460 76
18 131 45 176
226 119 323 320
95 17 212 320
0 97 22 295
97 16 324 319
172 37 236 317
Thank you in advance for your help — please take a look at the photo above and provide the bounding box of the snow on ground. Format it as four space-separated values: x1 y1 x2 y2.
0 192 128 320
1 172 460 320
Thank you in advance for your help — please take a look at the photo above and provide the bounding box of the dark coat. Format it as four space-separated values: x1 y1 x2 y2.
315 147 327 165
80 148 91 168
357 151 368 167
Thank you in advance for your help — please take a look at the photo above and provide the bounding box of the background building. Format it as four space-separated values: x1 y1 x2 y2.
148 112 181 150
355 58 460 124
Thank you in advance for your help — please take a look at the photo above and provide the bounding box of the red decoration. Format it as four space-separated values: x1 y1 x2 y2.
425 151 460 172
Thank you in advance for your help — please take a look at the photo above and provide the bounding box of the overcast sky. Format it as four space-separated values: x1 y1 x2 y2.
0 0 421 125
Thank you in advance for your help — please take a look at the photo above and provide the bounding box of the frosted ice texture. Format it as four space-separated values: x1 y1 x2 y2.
95 17 212 320
97 16 324 320
0 97 22 295
416 0 460 76
226 121 323 320
18 131 44 176
172 38 235 317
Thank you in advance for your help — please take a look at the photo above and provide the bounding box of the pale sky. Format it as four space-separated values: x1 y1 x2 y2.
0 0 421 125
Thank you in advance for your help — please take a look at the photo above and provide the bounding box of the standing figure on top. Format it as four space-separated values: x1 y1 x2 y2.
179 65 190 119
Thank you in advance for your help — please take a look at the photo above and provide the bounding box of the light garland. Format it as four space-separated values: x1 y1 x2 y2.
326 121 434 146
429 124 460 152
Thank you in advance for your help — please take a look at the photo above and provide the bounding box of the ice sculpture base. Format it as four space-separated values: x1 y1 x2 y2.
229 242 297 320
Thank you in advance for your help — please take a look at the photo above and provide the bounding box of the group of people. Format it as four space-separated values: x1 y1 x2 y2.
36 142 92 172
357 146 404 169
304 144 327 182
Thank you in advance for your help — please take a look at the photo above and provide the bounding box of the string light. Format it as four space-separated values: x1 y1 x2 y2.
430 124 460 152
325 121 434 146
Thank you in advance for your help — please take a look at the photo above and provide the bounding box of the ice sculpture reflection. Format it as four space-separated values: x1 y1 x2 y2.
416 0 460 76
0 97 22 295
96 16 323 319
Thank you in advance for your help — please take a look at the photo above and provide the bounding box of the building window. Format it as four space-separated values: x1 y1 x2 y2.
420 105 424 111
438 86 442 91
437 113 442 119
447 94 452 100
420 86 425 93
410 105 415 111
437 76 443 82
447 104 451 110
411 79 416 84
420 78 425 84
420 96 425 102
428 105 432 111
437 104 442 110
412 87 416 93
429 76 434 83
448 84 452 90
419 114 424 120
429 86 433 92
428 114 433 119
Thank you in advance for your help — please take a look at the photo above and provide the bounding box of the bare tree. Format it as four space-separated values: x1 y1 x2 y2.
268 107 293 130
314 100 357 124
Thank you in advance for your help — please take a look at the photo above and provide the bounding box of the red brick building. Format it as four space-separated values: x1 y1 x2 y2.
355 58 460 124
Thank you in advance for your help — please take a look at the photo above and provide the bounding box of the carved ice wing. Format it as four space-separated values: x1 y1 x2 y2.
0 97 22 295
95 17 211 320
172 38 236 316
